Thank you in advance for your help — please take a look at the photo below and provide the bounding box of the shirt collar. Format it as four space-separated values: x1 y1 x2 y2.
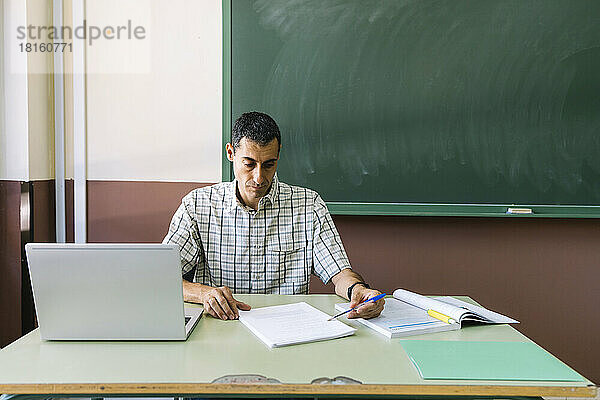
226 174 280 213
225 180 238 213
262 173 279 206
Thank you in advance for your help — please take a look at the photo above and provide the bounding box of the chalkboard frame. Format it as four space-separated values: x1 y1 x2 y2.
222 0 600 218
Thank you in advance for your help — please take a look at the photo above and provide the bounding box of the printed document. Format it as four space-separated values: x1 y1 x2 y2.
239 302 355 348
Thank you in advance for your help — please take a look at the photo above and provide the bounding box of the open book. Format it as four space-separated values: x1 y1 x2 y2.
239 302 355 348
335 288 518 338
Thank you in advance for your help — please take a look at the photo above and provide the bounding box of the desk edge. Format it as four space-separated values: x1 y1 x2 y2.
0 383 596 397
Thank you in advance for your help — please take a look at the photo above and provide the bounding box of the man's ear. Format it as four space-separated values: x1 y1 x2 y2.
225 143 234 161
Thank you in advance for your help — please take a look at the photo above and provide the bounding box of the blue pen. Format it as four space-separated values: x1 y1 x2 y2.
327 293 386 321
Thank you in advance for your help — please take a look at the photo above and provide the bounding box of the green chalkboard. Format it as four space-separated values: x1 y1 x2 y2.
225 0 600 217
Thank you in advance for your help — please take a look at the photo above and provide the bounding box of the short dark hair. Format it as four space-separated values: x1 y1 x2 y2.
231 112 281 151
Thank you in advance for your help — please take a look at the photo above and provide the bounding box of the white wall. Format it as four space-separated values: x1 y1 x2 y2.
63 0 74 180
85 0 222 182
26 0 54 181
1 0 55 181
1 0 30 181
2 0 222 183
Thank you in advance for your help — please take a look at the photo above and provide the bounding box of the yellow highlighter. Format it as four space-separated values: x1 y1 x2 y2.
427 309 456 324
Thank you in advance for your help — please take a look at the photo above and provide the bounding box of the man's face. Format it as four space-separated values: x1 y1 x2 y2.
226 137 280 206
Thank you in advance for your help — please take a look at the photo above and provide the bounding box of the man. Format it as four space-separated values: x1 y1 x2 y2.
164 112 384 320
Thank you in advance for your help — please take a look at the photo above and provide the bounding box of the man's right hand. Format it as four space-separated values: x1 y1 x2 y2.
183 280 251 320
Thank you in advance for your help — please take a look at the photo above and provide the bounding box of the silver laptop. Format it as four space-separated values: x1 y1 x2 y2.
25 243 202 340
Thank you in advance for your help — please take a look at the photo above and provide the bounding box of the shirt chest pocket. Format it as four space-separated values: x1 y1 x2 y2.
265 236 310 292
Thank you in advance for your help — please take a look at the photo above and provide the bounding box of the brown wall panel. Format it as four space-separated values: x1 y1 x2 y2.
0 181 23 348
26 179 75 244
87 181 211 243
31 180 56 243
87 181 600 383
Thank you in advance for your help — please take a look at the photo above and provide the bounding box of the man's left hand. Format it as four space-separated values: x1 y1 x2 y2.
347 287 385 319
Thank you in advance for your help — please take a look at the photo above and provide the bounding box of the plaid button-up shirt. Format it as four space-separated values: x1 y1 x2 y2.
163 175 351 294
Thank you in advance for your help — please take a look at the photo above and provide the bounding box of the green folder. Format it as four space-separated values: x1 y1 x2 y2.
400 340 585 382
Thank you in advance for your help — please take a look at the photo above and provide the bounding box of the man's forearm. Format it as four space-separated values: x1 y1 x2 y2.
330 268 385 319
182 280 210 303
182 280 252 320
331 268 365 300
